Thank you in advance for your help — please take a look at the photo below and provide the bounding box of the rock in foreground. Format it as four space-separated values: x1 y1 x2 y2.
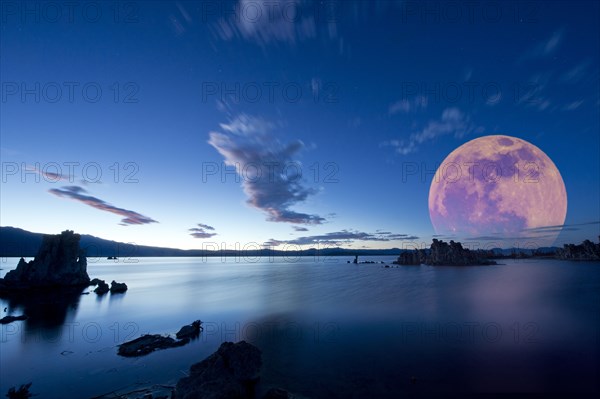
118 320 203 357
0 230 89 291
94 280 110 295
0 314 28 324
110 280 128 293
118 334 188 357
176 320 203 340
173 341 262 399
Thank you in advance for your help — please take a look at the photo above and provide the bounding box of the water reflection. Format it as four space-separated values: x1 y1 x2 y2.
0 287 85 338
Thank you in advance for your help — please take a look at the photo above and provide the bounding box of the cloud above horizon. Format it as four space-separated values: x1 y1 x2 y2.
49 186 158 226
265 229 419 247
208 114 324 225
383 107 481 155
189 223 218 238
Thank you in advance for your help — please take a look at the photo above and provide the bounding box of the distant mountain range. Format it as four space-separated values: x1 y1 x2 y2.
0 226 403 258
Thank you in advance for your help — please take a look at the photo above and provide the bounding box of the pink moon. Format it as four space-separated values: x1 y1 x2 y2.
428 135 567 247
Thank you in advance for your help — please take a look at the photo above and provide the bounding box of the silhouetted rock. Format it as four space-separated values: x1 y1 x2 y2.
394 239 496 266
6 383 33 399
0 230 89 291
173 341 262 399
118 334 189 357
118 320 203 357
94 280 109 295
556 237 600 261
0 314 27 324
89 278 103 286
110 280 128 293
176 320 203 340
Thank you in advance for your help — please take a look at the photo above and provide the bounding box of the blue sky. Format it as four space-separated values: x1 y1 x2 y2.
1 0 598 250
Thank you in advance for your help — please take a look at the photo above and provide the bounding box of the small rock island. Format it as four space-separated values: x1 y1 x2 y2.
394 239 497 266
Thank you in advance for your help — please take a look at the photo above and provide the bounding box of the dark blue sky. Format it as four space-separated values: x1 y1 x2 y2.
1 1 598 250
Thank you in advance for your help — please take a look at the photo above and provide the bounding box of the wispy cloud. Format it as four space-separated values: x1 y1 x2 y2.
384 108 480 155
189 223 218 238
520 29 564 60
24 164 72 182
49 186 158 226
562 100 584 111
211 0 325 46
266 230 419 246
388 96 428 115
562 60 590 83
521 221 600 233
208 114 324 225
293 226 309 232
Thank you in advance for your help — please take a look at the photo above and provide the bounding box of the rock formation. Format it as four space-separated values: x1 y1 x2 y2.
110 280 128 293
0 314 28 324
118 320 203 357
394 239 496 266
0 230 90 291
173 341 262 399
94 280 110 295
176 320 203 340
118 334 189 357
556 237 600 261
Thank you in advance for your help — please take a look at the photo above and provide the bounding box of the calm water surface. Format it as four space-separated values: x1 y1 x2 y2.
1 257 599 398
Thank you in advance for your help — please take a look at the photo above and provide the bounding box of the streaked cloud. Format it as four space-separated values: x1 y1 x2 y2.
388 96 428 115
562 100 584 111
266 230 419 246
384 108 480 155
49 186 158 226
562 60 590 83
208 114 324 225
520 29 564 60
189 223 218 238
211 0 323 46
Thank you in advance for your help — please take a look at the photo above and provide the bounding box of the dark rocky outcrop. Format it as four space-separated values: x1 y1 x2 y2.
394 239 497 266
6 383 33 399
176 320 203 340
0 314 28 324
94 280 110 295
173 341 262 399
118 320 203 357
118 334 189 357
110 280 128 293
0 230 89 292
89 278 103 286
556 237 600 261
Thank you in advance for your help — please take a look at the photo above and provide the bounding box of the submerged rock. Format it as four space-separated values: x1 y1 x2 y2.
173 341 262 399
118 320 203 357
0 230 89 291
110 280 128 293
118 334 188 357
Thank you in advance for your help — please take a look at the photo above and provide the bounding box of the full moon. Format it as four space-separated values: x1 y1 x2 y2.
428 135 567 247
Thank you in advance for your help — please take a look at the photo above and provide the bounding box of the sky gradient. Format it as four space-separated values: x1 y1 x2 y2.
1 0 599 250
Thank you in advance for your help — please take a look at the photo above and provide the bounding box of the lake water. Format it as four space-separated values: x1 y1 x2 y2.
1 256 599 398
